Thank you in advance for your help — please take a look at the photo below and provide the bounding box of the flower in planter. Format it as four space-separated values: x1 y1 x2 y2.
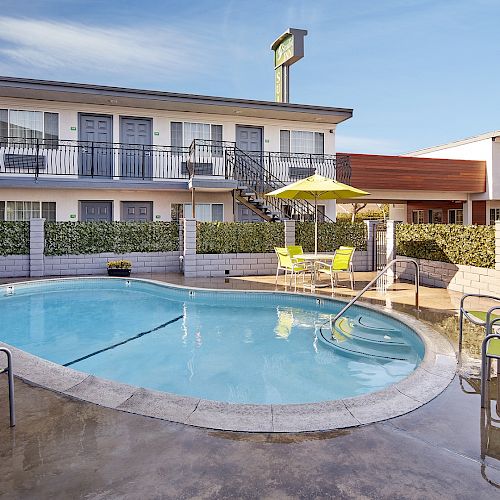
107 259 132 269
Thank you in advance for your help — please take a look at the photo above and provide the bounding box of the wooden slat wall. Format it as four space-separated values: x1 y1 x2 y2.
342 153 486 193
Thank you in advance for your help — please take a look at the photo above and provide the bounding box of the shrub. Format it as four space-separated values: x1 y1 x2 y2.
197 222 285 254
0 222 29 255
396 224 495 268
295 221 367 252
44 222 179 256
107 259 132 269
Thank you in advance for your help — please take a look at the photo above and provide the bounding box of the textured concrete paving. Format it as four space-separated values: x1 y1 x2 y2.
1 376 499 499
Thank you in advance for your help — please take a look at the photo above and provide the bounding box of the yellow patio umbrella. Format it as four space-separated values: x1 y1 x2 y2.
266 174 369 254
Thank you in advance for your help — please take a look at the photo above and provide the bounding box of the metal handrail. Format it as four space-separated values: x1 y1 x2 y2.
0 347 15 427
330 258 420 336
481 325 500 408
458 294 500 355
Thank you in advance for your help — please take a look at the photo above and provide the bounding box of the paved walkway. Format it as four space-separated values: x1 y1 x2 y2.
1 273 499 498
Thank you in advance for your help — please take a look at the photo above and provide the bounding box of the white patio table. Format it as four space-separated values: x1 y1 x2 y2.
295 253 337 289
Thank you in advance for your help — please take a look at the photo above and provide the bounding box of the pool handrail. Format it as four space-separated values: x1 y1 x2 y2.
330 258 420 337
458 293 500 356
0 347 15 427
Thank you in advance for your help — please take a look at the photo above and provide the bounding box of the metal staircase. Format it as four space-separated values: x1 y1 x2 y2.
187 139 350 222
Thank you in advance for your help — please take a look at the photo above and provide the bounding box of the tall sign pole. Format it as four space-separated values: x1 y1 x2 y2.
271 28 307 103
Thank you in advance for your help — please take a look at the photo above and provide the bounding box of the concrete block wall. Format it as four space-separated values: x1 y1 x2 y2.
0 255 30 278
44 252 181 277
396 257 500 296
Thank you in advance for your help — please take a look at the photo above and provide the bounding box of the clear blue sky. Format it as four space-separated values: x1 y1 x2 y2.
0 0 498 154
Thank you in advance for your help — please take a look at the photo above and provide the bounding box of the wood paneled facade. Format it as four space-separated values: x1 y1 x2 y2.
343 153 486 193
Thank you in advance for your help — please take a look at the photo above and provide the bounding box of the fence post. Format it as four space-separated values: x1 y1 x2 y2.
284 220 295 247
364 220 377 271
496 221 500 271
183 218 197 278
386 220 396 284
30 218 45 277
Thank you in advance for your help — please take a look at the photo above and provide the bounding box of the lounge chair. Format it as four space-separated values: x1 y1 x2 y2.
274 247 311 291
315 246 356 290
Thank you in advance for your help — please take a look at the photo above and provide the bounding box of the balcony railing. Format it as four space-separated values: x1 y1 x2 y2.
0 137 351 185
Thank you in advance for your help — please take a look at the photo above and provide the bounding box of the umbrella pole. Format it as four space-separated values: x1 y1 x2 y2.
315 196 318 255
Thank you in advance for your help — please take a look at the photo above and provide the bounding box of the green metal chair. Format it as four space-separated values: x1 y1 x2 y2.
315 246 356 290
274 247 311 291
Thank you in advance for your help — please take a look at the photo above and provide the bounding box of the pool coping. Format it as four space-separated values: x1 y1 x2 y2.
0 277 457 433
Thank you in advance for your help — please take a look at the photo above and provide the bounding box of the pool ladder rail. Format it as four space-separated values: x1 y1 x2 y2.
458 293 500 408
0 347 15 427
319 258 420 361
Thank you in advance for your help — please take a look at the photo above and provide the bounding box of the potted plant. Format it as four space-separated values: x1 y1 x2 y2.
107 259 132 277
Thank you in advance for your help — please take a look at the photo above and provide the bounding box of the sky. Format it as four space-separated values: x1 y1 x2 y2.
0 0 498 154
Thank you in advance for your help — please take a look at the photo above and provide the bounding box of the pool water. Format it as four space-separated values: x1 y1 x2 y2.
0 279 425 404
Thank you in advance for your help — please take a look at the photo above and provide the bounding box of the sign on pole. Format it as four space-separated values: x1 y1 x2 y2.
271 28 307 103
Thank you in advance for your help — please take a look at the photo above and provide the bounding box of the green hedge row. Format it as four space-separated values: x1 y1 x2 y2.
44 222 179 256
396 224 495 268
0 222 30 255
197 222 285 254
295 222 367 252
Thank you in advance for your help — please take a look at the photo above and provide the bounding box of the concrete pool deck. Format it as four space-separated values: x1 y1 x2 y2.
1 272 500 497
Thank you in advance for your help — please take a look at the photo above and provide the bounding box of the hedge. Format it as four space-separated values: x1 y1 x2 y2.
396 224 495 268
0 222 30 255
197 222 285 253
295 222 367 252
44 222 179 256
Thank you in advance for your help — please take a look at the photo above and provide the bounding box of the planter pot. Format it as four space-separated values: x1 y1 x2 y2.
107 268 131 277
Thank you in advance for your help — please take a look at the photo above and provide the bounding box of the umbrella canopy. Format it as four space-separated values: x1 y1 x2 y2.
266 174 369 254
266 174 369 200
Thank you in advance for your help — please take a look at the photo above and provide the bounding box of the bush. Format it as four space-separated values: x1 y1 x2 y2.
44 222 179 256
295 222 367 252
197 222 285 253
0 222 30 255
396 224 495 268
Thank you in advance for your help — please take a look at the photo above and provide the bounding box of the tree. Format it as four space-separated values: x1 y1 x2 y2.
350 203 367 222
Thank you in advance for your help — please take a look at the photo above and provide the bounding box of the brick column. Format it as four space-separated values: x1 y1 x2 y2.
364 220 377 271
496 220 500 271
284 220 295 247
386 220 396 284
183 218 197 277
30 218 45 277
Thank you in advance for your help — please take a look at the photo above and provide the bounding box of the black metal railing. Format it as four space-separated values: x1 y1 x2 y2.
0 137 351 187
0 137 192 180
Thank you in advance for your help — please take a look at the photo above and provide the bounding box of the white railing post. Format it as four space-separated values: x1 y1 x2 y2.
386 220 396 285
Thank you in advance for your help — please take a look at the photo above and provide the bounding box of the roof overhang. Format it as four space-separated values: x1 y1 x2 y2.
0 76 353 125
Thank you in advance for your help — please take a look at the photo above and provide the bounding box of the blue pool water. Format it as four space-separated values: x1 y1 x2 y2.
0 279 425 404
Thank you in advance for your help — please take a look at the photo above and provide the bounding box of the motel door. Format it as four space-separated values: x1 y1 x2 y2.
235 125 264 186
80 201 113 222
120 117 153 179
78 114 113 177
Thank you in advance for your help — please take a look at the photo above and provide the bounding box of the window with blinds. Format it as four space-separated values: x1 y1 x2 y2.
0 109 59 147
170 122 223 156
279 129 324 155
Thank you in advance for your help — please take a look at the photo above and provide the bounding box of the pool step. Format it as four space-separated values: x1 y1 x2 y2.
318 316 414 361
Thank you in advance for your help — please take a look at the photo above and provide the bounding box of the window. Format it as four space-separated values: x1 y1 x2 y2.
448 209 463 224
0 109 59 146
428 209 443 224
170 122 223 156
171 203 223 222
490 208 500 225
280 130 324 155
1 201 56 221
412 210 424 224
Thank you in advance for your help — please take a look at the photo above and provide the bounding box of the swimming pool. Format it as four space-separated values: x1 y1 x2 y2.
0 278 425 404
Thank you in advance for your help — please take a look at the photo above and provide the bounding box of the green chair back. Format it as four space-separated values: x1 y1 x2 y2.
275 247 293 270
332 247 355 271
287 245 304 262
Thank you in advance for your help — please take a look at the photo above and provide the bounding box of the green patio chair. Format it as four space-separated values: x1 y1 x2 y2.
274 247 311 291
315 246 356 290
